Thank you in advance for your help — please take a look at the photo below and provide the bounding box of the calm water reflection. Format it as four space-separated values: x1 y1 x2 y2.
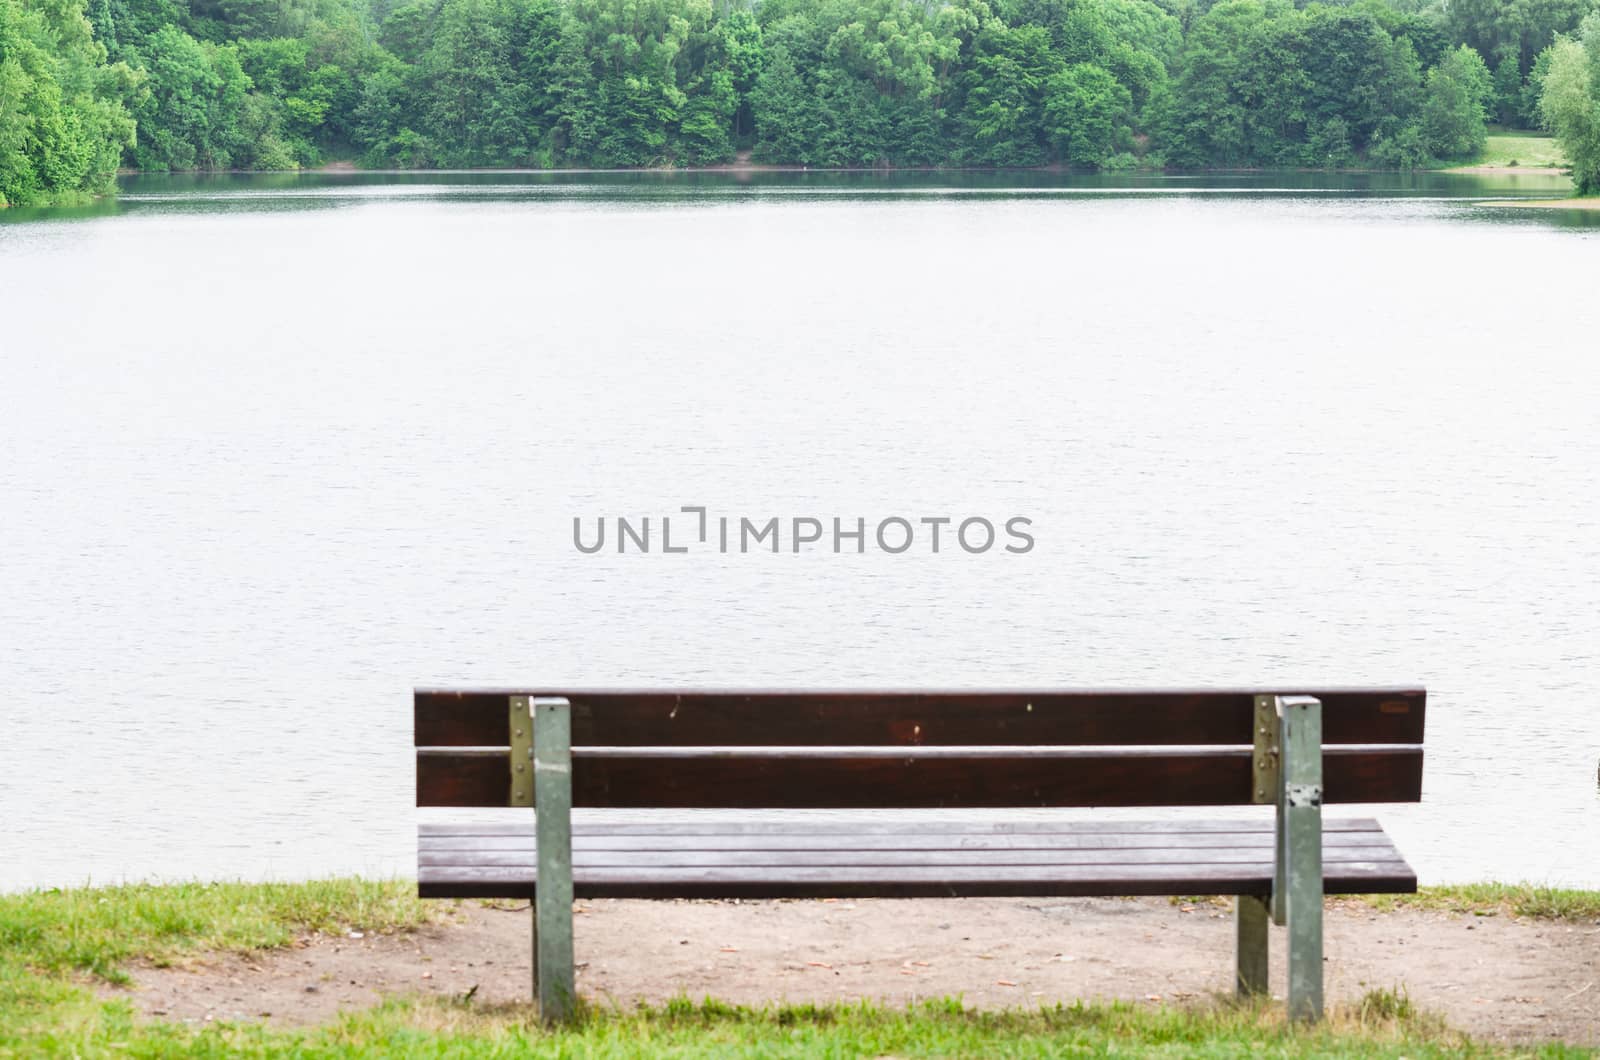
1 171 1597 890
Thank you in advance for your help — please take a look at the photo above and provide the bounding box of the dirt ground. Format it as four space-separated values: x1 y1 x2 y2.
106 897 1600 1045
1478 197 1600 210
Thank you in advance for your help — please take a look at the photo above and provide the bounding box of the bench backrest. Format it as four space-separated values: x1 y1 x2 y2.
414 688 1424 809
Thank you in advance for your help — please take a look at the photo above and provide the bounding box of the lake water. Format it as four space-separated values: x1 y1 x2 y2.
2 170 1598 892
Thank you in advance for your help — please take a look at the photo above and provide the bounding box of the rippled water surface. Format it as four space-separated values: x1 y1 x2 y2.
2 170 1598 890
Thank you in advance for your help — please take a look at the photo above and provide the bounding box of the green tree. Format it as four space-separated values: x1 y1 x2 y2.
957 21 1057 164
1445 0 1592 76
128 25 252 168
749 41 814 160
418 0 512 164
1520 44 1556 125
715 7 761 141
1 0 137 204
1100 0 1181 68
1043 61 1128 164
676 67 732 160
1539 13 1600 192
350 55 411 163
1492 51 1523 125
997 0 1113 63
1168 0 1308 166
24 0 1582 185
1298 8 1420 151
500 0 563 160
377 0 432 65
1421 43 1492 159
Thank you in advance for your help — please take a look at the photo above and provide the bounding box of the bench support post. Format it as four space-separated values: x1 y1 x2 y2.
1241 693 1276 1000
1275 694 1324 1022
1235 894 1270 998
531 696 576 1023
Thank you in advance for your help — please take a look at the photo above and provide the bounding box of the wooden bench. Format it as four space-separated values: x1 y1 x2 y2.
414 688 1424 1022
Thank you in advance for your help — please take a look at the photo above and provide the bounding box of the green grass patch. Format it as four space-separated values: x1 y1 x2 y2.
0 878 432 984
1467 133 1567 169
7 991 1577 1059
1175 884 1600 922
1351 882 1600 921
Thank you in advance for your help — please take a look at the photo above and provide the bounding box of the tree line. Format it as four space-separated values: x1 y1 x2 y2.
4 0 1600 205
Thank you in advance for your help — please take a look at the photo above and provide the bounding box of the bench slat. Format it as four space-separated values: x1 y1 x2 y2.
419 816 1388 837
416 815 1417 898
415 747 1423 808
415 689 1425 747
423 833 1396 852
421 847 1404 868
417 862 1416 899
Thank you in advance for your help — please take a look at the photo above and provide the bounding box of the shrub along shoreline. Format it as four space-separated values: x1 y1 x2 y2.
102 130 1573 176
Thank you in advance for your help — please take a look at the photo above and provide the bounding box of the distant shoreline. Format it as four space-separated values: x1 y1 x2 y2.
107 160 1575 179
1477 196 1600 210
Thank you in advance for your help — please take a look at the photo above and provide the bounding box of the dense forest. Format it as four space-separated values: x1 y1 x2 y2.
4 0 1600 204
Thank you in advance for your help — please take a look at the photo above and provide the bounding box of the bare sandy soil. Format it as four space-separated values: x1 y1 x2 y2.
1477 197 1600 209
106 897 1600 1045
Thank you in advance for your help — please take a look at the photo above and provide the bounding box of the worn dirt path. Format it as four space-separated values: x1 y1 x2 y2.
109 897 1600 1045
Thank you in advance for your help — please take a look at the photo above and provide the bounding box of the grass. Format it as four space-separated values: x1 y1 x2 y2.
1453 132 1568 170
1 878 1596 1057
7 989 1581 1059
0 878 432 984
1174 883 1600 923
1351 883 1600 921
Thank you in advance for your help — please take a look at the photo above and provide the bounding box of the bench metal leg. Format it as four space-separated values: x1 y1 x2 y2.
1235 894 1270 998
1276 695 1324 1022
532 696 575 1023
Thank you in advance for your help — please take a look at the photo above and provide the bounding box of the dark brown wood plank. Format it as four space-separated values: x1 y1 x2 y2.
415 747 1423 808
561 744 1411 759
415 688 1425 747
417 861 1417 900
418 745 1415 759
417 750 507 808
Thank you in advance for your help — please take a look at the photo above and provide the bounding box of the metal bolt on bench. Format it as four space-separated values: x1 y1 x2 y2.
414 688 1425 1024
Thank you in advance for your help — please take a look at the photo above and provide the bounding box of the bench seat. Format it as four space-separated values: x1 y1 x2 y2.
418 814 1417 899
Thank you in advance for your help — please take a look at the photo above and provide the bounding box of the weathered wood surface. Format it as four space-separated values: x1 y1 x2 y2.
415 689 1425 747
419 817 1390 837
423 848 1401 868
422 832 1396 853
417 864 1416 900
414 745 1423 808
1236 894 1271 997
415 816 1417 899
